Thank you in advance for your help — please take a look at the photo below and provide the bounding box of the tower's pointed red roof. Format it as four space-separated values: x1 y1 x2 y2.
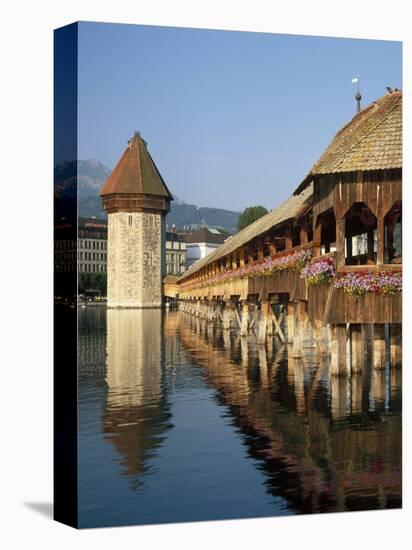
100 133 173 199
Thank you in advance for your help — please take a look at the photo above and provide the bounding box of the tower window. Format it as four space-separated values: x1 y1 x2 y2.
128 215 133 227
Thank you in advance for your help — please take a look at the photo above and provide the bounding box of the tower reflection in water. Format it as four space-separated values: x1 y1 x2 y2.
103 309 172 489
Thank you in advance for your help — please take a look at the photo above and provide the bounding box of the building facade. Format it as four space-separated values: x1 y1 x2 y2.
54 220 76 274
100 132 173 308
184 228 231 267
165 231 187 276
78 217 108 273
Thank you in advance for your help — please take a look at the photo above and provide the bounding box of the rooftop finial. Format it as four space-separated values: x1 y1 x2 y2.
127 131 141 149
352 75 361 113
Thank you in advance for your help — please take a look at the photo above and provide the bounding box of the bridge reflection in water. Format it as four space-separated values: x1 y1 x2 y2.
78 308 401 528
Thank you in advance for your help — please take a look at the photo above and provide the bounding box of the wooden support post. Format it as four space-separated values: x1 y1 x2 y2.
362 323 373 359
293 302 306 358
222 304 232 330
351 374 363 414
319 325 332 355
295 361 306 415
223 328 231 350
285 222 293 250
287 303 295 344
258 301 271 344
232 253 237 270
313 221 321 258
240 336 249 365
372 368 386 407
390 362 402 406
373 324 386 369
271 307 286 343
300 219 308 246
389 324 402 368
302 321 316 349
350 324 364 374
269 242 277 256
239 248 245 267
239 301 249 337
247 247 254 265
331 324 347 376
258 346 269 388
336 218 345 267
376 218 384 265
257 239 264 261
330 375 348 419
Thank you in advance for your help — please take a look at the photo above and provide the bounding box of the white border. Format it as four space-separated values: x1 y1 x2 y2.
1 1 410 548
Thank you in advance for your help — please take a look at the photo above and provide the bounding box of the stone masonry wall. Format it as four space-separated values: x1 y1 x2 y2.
107 212 163 308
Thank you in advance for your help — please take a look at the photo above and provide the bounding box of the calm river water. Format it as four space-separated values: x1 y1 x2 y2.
78 307 401 528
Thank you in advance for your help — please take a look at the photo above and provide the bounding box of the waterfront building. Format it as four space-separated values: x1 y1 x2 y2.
54 219 77 273
100 132 173 308
165 231 187 276
183 227 231 267
77 217 108 273
55 217 108 274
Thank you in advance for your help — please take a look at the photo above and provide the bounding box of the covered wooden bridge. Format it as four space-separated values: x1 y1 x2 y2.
165 91 402 375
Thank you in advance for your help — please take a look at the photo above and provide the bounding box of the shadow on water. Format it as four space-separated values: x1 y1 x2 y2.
78 308 402 527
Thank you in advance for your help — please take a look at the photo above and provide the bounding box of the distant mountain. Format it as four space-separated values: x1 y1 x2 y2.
166 204 239 233
54 159 240 233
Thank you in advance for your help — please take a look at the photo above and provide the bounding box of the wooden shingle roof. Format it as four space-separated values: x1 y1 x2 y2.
178 184 312 281
295 91 402 194
100 133 173 199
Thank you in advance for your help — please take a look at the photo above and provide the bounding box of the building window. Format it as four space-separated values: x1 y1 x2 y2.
128 215 133 227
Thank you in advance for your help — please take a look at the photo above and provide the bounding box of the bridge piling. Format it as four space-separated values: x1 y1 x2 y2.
331 324 347 376
287 304 295 344
390 324 402 368
373 324 386 370
239 301 249 337
350 324 364 374
258 301 271 345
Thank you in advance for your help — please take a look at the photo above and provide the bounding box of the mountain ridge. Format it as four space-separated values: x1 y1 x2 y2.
54 159 240 233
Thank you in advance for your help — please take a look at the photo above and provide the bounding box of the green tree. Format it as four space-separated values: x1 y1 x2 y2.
78 272 107 295
237 205 268 232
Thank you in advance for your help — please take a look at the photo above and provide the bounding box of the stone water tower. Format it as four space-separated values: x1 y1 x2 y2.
100 133 173 308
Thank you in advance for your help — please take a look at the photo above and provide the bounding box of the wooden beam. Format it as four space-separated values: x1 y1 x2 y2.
376 218 384 265
269 242 277 256
313 221 321 258
239 301 249 336
350 324 364 374
257 238 264 261
300 218 308 245
373 324 386 369
270 308 286 343
239 247 245 267
285 222 293 250
336 218 345 267
287 303 295 343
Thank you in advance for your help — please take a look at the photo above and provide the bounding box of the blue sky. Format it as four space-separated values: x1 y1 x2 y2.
77 22 402 211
